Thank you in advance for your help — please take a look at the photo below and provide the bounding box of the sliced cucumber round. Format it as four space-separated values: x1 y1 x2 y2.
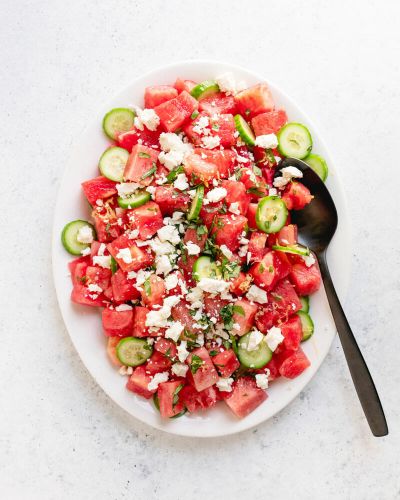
305 153 328 182
234 114 255 146
256 196 288 234
61 220 95 255
187 185 204 221
190 80 220 100
238 332 272 369
192 255 220 281
299 296 310 313
117 190 151 209
102 108 135 140
277 123 312 159
116 337 153 366
298 311 314 341
272 243 310 256
99 147 129 182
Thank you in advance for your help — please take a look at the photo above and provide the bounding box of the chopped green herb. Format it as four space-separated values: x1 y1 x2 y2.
268 265 274 273
253 165 262 177
110 256 118 274
265 148 276 165
190 110 199 120
246 187 265 197
221 258 240 280
233 305 245 316
166 165 184 183
140 164 156 180
245 109 251 116
190 354 204 374
172 384 184 406
196 224 208 237
259 263 265 273
209 350 218 357
212 123 220 130
235 168 243 181
138 152 151 158
143 278 152 296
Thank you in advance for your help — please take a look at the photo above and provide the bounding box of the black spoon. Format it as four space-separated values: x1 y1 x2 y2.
275 157 388 437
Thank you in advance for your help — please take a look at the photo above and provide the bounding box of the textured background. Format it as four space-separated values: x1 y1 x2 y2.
1 1 399 499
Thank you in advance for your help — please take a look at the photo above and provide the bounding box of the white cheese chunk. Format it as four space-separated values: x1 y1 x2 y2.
246 284 268 304
171 363 189 377
148 371 169 391
165 321 184 342
116 248 132 264
76 225 94 244
255 133 278 149
216 377 234 392
206 187 227 203
264 326 284 352
255 373 269 390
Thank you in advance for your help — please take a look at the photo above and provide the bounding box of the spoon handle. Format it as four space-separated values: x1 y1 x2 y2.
317 253 388 437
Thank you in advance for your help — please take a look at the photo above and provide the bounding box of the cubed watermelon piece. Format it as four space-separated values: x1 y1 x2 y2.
221 180 251 215
199 92 237 115
212 349 240 378
279 347 311 379
81 176 117 205
126 365 156 399
248 231 268 263
123 144 159 186
179 385 218 413
111 269 141 303
154 186 190 215
232 299 258 336
140 274 166 308
174 78 197 94
144 85 178 108
251 109 288 135
280 315 303 351
126 201 163 239
154 91 198 132
187 347 218 392
224 376 268 418
132 306 152 338
234 84 275 118
282 182 313 210
249 250 291 291
102 307 134 337
158 380 185 418
211 214 247 252
107 337 122 366
107 234 154 272
289 261 321 296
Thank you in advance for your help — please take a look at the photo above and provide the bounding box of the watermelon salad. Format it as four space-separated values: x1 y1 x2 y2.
61 74 328 420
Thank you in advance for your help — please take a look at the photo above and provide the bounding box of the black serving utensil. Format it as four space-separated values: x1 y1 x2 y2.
276 157 388 437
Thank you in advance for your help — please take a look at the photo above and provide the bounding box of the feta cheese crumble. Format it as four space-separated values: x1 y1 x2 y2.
273 166 303 189
148 371 169 391
134 108 160 131
228 202 241 215
246 329 264 351
116 182 140 198
186 241 201 256
164 273 179 290
115 304 133 312
202 135 221 149
302 253 316 267
197 278 230 294
246 284 268 304
80 247 91 256
264 326 284 352
165 321 184 342
215 72 246 96
116 248 132 264
255 373 269 390
206 187 227 203
171 363 189 377
155 254 173 276
220 244 233 259
177 341 189 362
157 225 181 245
158 132 192 170
92 255 112 269
173 173 189 191
87 283 103 293
216 377 234 392
145 296 180 328
254 133 278 149
76 225 94 244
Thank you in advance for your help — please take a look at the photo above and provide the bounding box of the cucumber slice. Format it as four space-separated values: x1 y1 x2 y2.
61 220 95 255
256 196 288 234
102 108 135 140
238 332 272 369
99 147 129 182
187 185 204 221
277 123 312 159
116 337 153 366
192 255 220 281
190 80 220 100
298 311 314 341
299 296 310 313
234 114 255 146
305 153 328 182
117 190 151 209
272 244 310 256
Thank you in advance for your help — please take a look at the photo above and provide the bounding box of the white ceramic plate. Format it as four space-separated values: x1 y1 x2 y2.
52 60 351 437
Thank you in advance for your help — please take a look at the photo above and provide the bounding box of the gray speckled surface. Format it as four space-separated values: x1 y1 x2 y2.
1 1 399 498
